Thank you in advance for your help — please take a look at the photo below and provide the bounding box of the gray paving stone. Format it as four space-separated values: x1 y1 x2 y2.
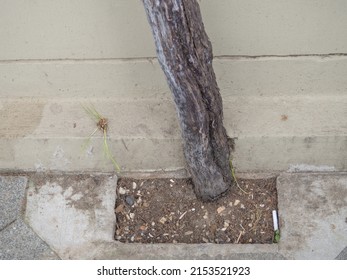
335 246 347 260
0 219 59 260
0 176 27 230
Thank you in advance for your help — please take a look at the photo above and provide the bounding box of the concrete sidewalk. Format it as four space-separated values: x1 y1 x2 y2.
0 172 346 260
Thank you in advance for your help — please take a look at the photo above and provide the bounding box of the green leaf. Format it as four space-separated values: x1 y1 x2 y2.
274 230 280 243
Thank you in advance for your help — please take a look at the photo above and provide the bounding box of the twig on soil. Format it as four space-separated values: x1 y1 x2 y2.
235 231 244 244
249 208 262 232
179 211 188 220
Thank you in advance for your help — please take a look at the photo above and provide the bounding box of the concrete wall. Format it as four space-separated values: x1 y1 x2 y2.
1 0 346 173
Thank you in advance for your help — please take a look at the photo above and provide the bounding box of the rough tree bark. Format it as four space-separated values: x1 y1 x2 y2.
142 0 233 201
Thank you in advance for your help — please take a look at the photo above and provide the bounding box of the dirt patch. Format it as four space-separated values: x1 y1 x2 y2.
115 177 278 244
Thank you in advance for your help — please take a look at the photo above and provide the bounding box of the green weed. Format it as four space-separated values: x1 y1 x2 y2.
274 230 281 243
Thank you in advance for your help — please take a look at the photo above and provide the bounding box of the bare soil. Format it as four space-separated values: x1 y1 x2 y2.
115 177 278 244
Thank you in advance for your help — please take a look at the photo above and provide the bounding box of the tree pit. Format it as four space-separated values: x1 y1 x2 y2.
115 177 278 244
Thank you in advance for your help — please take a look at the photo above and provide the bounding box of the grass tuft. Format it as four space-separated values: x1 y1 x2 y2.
82 104 120 172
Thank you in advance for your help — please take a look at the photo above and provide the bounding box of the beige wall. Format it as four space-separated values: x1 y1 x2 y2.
1 0 346 172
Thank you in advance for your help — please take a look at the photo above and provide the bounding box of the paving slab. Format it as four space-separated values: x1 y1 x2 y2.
0 176 27 230
25 173 118 258
277 173 347 259
335 246 347 260
0 219 59 260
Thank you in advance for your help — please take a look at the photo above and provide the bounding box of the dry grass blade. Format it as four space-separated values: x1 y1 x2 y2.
230 159 250 195
82 104 103 122
103 129 121 172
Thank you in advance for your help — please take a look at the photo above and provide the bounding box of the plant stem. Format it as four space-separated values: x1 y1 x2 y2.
230 159 250 195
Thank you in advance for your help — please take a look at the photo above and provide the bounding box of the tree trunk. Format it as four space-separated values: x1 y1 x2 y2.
142 0 233 201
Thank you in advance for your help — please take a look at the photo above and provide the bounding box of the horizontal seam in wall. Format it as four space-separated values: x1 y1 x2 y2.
0 57 157 64
215 53 347 60
1 53 347 64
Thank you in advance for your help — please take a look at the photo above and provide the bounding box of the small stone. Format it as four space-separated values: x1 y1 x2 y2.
132 182 137 189
130 235 135 242
143 202 149 208
125 195 135 206
115 204 124 213
221 228 227 231
229 202 233 207
159 217 167 224
248 223 252 227
118 187 126 195
259 204 265 207
203 213 208 219
202 238 209 243
184 231 193 235
173 240 178 243
191 208 195 211
129 213 135 219
139 225 147 231
170 179 175 183
151 222 155 226
217 206 225 214
224 221 230 228
234 199 240 206
240 204 245 209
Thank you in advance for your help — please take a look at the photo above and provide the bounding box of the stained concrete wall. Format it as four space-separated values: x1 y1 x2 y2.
0 0 346 173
